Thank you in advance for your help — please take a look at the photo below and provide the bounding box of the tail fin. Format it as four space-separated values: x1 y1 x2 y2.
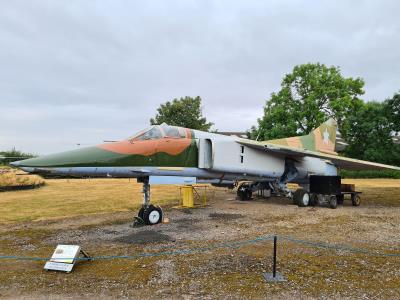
266 118 338 155
311 118 337 154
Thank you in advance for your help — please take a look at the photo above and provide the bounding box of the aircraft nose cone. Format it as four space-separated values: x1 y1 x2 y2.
9 161 20 167
9 146 124 169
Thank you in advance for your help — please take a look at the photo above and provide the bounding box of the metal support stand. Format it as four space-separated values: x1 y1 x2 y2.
79 249 92 261
263 235 286 282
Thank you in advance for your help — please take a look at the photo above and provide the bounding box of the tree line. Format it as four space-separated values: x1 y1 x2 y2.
0 148 35 165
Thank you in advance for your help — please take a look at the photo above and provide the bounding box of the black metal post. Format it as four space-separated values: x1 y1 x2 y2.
263 234 285 282
273 235 277 277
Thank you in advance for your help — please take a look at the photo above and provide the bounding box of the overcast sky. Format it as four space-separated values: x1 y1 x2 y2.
1 0 399 154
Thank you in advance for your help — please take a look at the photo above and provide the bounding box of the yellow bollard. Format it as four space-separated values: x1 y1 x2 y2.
181 185 194 208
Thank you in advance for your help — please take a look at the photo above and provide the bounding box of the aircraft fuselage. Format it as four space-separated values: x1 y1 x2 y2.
11 124 337 184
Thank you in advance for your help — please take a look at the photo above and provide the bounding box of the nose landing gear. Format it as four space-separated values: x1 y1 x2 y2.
134 177 163 226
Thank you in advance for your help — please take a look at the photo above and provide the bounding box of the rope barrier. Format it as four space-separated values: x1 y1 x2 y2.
0 234 275 261
279 236 400 257
0 234 399 261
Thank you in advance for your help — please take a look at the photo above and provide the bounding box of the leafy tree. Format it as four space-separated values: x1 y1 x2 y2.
150 96 214 131
250 63 365 140
384 92 400 132
344 95 400 166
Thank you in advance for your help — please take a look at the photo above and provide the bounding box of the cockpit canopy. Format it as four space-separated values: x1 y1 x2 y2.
128 124 188 141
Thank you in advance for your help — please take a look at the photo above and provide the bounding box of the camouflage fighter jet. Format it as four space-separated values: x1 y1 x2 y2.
11 120 400 225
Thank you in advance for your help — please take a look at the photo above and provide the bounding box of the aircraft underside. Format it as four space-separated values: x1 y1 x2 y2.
17 164 315 182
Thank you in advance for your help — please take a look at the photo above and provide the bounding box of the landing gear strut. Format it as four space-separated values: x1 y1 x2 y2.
278 159 298 199
136 177 163 225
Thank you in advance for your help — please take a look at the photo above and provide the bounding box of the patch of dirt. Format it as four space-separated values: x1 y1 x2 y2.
178 208 193 215
150 259 179 284
115 230 172 244
209 213 244 220
174 218 199 230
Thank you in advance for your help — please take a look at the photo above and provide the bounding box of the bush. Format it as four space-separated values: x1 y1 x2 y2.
340 170 400 179
0 148 35 165
0 169 44 187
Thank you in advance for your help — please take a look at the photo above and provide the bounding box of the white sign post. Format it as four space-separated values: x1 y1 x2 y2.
44 245 90 273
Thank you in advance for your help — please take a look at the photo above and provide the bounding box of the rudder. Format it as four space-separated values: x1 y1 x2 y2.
311 118 337 155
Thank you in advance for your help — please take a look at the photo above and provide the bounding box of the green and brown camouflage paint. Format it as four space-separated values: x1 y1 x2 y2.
265 119 337 155
17 129 198 168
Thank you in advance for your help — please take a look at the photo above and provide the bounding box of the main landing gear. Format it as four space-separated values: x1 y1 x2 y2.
237 159 298 201
237 182 253 201
237 182 274 201
136 177 163 225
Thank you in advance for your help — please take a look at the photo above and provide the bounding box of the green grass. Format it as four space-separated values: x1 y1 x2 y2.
341 170 400 179
0 178 181 223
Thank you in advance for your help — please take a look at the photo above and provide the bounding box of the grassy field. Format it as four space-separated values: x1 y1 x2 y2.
0 178 183 223
0 178 399 223
341 178 400 206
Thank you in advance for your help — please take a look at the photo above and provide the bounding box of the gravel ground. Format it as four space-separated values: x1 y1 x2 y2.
0 181 399 299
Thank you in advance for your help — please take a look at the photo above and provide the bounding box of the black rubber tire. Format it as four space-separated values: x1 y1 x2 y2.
237 185 252 201
329 196 338 209
143 205 163 225
309 194 319 207
138 207 145 220
352 194 361 206
295 189 310 207
237 189 245 201
245 189 252 200
290 194 296 205
292 189 301 205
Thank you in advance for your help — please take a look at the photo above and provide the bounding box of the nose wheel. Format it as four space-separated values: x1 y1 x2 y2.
136 177 163 226
138 204 163 225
